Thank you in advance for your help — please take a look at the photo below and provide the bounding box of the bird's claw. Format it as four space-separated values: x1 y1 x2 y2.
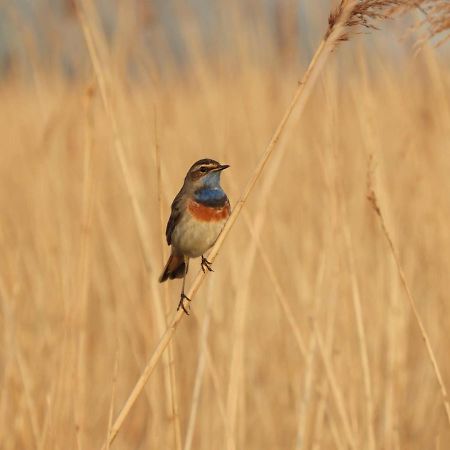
177 293 191 315
201 255 214 273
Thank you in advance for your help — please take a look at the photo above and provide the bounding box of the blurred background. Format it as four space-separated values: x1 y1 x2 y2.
2 0 443 79
1 1 450 449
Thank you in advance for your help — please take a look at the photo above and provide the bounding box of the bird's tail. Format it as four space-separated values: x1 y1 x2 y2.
159 253 186 283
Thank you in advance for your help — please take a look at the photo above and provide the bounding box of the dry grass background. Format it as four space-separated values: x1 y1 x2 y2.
1 1 450 449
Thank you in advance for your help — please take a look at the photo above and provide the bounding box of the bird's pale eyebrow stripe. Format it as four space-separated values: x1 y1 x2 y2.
195 163 216 171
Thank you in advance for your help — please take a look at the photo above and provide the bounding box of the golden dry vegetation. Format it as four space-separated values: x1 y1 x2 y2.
1 2 450 450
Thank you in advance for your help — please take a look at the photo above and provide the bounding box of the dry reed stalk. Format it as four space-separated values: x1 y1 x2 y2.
295 76 341 449
38 386 55 450
243 209 307 357
353 56 408 447
162 287 182 450
304 157 338 449
154 111 167 275
153 110 182 450
147 248 182 447
205 348 237 450
307 274 346 450
74 82 97 450
46 280 74 446
0 281 40 447
225 149 286 447
76 0 154 272
0 348 8 441
342 222 376 449
334 160 376 450
296 71 377 449
311 380 334 449
95 205 169 436
383 260 403 449
313 323 357 449
328 406 346 450
367 161 450 426
100 2 422 447
15 348 40 446
225 214 263 445
295 252 331 450
183 283 214 450
105 351 119 450
79 0 182 446
77 13 179 444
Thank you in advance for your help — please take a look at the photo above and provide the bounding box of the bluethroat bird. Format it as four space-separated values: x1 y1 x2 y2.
159 159 231 314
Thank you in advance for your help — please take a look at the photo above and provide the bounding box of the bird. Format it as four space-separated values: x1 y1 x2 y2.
159 158 231 314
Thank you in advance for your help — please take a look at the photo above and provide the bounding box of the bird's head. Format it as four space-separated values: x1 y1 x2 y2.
185 158 230 189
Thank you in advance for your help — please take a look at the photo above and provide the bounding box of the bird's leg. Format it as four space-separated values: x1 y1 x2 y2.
201 254 213 273
177 257 190 315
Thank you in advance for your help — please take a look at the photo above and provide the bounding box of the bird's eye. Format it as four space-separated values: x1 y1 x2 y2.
200 167 208 173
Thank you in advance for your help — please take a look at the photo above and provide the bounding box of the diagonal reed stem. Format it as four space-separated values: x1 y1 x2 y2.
100 7 361 448
367 180 450 426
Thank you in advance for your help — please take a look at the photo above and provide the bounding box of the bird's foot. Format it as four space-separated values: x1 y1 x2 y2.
177 293 191 315
201 255 214 273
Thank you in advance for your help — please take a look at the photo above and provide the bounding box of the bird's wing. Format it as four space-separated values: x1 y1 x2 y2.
166 188 185 245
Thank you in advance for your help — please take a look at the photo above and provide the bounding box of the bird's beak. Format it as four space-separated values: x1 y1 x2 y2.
216 164 230 172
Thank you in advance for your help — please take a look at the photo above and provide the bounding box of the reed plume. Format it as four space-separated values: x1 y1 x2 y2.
415 1 450 46
386 0 450 46
328 0 450 47
326 0 407 42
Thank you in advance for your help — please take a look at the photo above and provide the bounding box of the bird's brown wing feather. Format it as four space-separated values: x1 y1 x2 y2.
165 188 185 245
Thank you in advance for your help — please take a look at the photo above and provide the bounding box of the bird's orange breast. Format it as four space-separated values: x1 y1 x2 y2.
188 199 230 222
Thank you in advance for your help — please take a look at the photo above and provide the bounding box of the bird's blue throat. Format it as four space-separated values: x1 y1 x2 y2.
194 187 227 207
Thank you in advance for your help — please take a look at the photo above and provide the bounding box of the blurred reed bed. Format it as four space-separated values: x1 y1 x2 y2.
1 1 450 450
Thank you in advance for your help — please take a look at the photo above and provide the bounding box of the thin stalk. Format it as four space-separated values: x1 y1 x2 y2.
367 182 450 426
154 108 182 450
183 283 214 450
105 351 119 450
313 324 357 450
77 0 153 272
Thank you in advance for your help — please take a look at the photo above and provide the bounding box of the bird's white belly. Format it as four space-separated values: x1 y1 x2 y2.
171 214 226 258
